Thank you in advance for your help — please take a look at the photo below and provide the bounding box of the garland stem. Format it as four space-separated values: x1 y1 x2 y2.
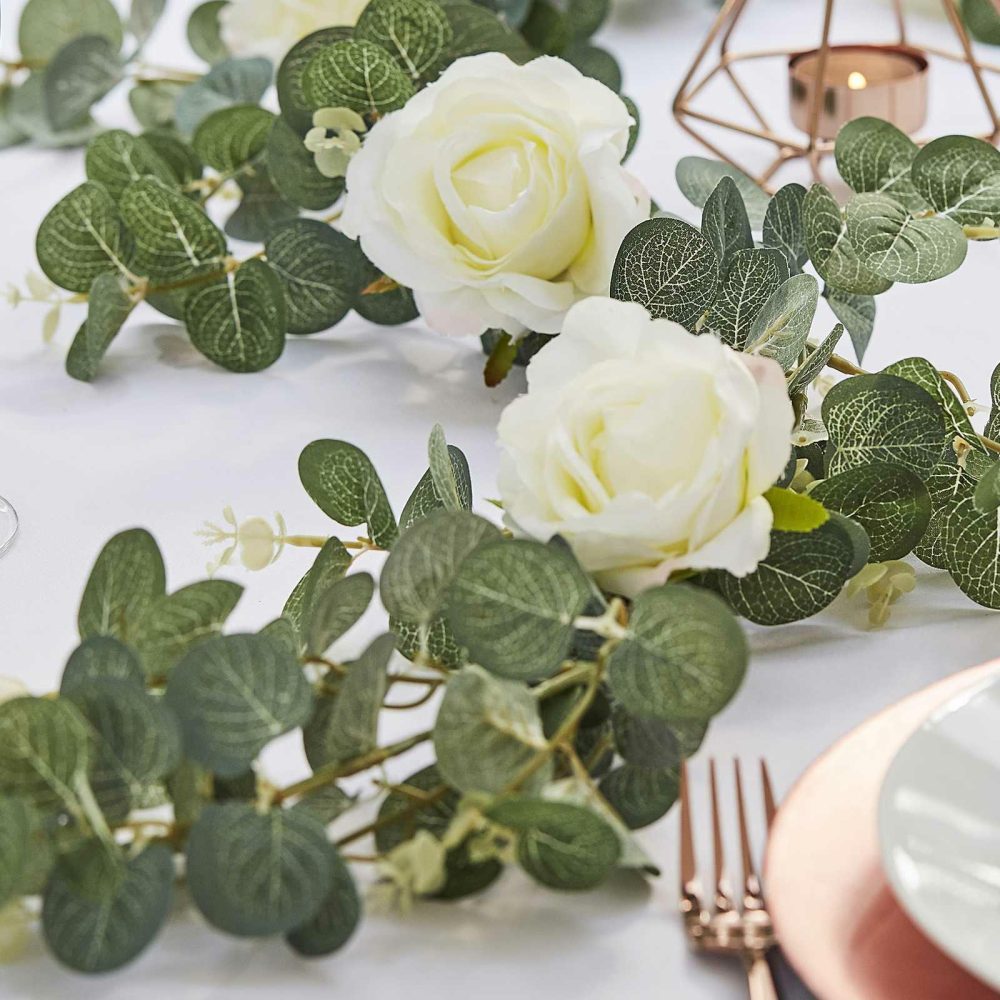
274 730 432 804
335 785 450 847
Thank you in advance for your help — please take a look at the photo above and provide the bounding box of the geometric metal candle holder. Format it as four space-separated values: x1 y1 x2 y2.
673 0 1000 189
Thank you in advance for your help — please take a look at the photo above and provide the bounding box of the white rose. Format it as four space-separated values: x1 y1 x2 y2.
341 54 649 338
497 297 795 597
219 0 371 63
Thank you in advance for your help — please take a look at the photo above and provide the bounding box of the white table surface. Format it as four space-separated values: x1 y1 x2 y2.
3 0 1000 996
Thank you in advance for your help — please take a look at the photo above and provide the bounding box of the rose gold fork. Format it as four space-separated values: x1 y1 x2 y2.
680 758 779 1000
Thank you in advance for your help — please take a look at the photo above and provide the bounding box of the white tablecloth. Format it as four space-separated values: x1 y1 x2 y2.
3 1 1000 996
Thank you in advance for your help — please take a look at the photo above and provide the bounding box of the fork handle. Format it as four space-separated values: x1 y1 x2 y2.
744 953 779 1000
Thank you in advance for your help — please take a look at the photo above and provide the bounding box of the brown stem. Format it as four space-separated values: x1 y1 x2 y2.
335 784 449 848
274 730 432 805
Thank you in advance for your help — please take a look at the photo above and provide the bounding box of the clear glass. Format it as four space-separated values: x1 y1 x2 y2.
0 497 18 558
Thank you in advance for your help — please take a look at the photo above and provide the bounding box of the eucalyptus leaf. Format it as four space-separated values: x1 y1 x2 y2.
42 844 173 974
224 164 298 244
7 72 102 147
391 614 468 669
265 221 359 335
822 374 947 479
85 130 175 200
185 259 287 374
129 81 187 130
286 846 361 957
121 176 226 283
302 40 416 118
974 462 1000 514
355 0 454 83
131 579 243 680
846 192 967 284
164 633 313 777
142 128 204 187
0 797 40 906
186 803 333 937
834 117 926 212
803 183 892 296
563 43 621 91
916 459 977 569
745 272 819 370
353 253 419 325
303 633 393 769
963 0 1000 43
824 287 875 362
611 707 702 770
192 105 274 172
66 272 135 383
268 117 345 211
445 539 592 681
486 797 620 891
610 216 719 329
306 572 375 657
911 134 1000 228
701 176 753 276
943 491 1000 608
400 444 473 529
283 537 352 640
129 0 167 46
433 665 551 795
381 510 501 626
988 362 1000 440
277 27 354 132
598 765 678 830
299 440 399 548
441 1 536 63
61 637 145 695
786 323 845 396
44 36 124 133
607 584 746 721
175 57 272 136
187 1 230 64
0 697 91 809
19 0 123 63
675 156 770 230
714 517 863 626
811 463 932 561
36 182 134 293
762 182 808 273
705 247 786 350
78 528 166 641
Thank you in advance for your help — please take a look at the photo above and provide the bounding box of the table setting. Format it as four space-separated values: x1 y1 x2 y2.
3 0 1000 997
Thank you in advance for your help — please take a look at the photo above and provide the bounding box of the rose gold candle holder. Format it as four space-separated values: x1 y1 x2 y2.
673 0 1000 189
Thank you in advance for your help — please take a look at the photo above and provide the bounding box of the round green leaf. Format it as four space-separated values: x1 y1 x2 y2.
286 845 361 957
265 220 359 335
164 633 313 777
942 491 1000 609
381 510 501 626
963 0 1000 44
762 182 807 274
78 528 166 641
120 176 227 283
36 182 134 293
706 247 786 350
911 134 1000 227
0 797 41 906
846 192 967 284
175 57 273 136
610 217 719 329
745 272 819 371
142 128 204 187
563 42 621 91
445 539 593 681
822 374 947 479
283 537 352 641
186 803 333 937
701 176 753 277
85 130 175 201
355 0 454 83
19 0 123 63
192 104 274 172
305 572 376 658
267 117 345 211
715 518 863 626
803 183 892 296
400 443 473 529
606 584 746 722
42 844 173 974
66 272 136 383
834 117 926 212
433 665 551 795
187 0 230 64
185 259 287 373
486 797 621 890
61 636 145 695
0 697 91 809
44 35 125 133
277 27 354 132
915 459 977 569
611 707 703 770
598 765 678 830
811 463 932 562
302 39 416 118
825 288 875 363
675 156 770 230
353 252 419 325
298 439 398 547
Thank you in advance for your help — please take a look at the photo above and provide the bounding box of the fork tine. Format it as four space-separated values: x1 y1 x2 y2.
708 758 735 913
679 760 701 917
734 759 764 908
760 758 778 832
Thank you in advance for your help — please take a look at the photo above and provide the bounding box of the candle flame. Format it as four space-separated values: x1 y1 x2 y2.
848 71 868 91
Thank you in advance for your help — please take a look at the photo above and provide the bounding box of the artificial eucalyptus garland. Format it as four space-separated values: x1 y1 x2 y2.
0 425 747 973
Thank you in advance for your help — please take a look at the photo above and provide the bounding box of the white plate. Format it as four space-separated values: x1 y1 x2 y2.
879 670 1000 990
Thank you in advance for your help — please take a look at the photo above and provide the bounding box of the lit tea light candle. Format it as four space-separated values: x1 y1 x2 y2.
789 44 928 140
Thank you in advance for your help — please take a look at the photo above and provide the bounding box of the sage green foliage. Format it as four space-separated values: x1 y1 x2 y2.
0 425 789 974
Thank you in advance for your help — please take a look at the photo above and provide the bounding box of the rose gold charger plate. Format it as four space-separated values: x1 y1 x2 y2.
764 660 1000 1000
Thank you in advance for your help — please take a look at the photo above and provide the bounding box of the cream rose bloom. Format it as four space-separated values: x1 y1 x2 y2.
341 53 649 338
219 0 370 63
497 298 795 597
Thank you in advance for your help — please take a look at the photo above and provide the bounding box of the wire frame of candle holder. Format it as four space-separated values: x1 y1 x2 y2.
672 0 1000 189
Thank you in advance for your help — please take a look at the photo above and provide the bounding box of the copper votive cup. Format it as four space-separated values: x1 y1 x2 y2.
789 44 929 140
